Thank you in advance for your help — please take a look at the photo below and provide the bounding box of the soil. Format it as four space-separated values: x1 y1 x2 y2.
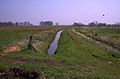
0 56 66 79
1 56 64 67
4 45 21 53
0 56 69 79
0 68 39 79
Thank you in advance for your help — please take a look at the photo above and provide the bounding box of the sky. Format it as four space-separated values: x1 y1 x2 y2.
0 0 120 25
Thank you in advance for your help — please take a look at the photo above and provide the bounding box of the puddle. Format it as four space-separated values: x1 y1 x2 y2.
48 30 63 56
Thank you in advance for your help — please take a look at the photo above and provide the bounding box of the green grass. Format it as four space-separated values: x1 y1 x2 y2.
0 26 61 52
75 27 120 49
54 28 120 78
0 26 120 79
0 31 28 51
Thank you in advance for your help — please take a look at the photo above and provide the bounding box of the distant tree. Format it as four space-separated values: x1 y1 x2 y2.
0 21 14 26
98 23 107 27
40 21 53 26
74 22 80 26
7 21 14 26
89 21 98 26
15 22 19 26
55 22 59 26
0 21 33 26
73 22 85 26
45 21 53 26
0 22 3 26
23 22 31 26
40 21 44 26
19 22 23 26
30 24 33 26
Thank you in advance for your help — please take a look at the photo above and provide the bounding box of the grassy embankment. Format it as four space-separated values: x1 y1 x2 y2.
75 27 120 50
54 28 120 79
0 26 61 71
75 27 120 58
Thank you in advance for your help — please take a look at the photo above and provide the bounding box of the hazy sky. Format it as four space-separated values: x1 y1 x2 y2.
0 0 120 25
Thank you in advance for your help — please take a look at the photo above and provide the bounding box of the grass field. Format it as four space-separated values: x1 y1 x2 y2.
0 26 120 79
75 27 120 50
0 26 61 52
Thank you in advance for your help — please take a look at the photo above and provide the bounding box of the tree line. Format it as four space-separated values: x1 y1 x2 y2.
0 21 120 27
40 21 53 26
0 21 33 26
73 21 120 27
0 21 59 26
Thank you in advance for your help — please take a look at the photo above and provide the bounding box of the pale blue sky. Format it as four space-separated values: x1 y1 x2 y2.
0 0 120 25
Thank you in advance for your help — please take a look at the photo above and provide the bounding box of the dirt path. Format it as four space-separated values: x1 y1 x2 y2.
1 56 64 67
72 27 120 52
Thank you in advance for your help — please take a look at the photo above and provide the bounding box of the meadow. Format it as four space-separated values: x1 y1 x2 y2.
75 27 120 50
0 26 120 79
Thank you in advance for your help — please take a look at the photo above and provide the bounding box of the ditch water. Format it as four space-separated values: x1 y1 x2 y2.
48 30 63 56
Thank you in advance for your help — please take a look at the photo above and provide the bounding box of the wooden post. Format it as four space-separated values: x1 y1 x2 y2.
28 35 32 49
28 35 37 52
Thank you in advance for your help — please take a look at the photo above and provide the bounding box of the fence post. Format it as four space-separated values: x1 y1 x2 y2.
28 35 32 49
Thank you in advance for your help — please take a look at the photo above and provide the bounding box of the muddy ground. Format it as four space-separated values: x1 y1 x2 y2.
0 68 39 79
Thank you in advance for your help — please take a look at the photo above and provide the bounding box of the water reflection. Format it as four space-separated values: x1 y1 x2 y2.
48 30 63 56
